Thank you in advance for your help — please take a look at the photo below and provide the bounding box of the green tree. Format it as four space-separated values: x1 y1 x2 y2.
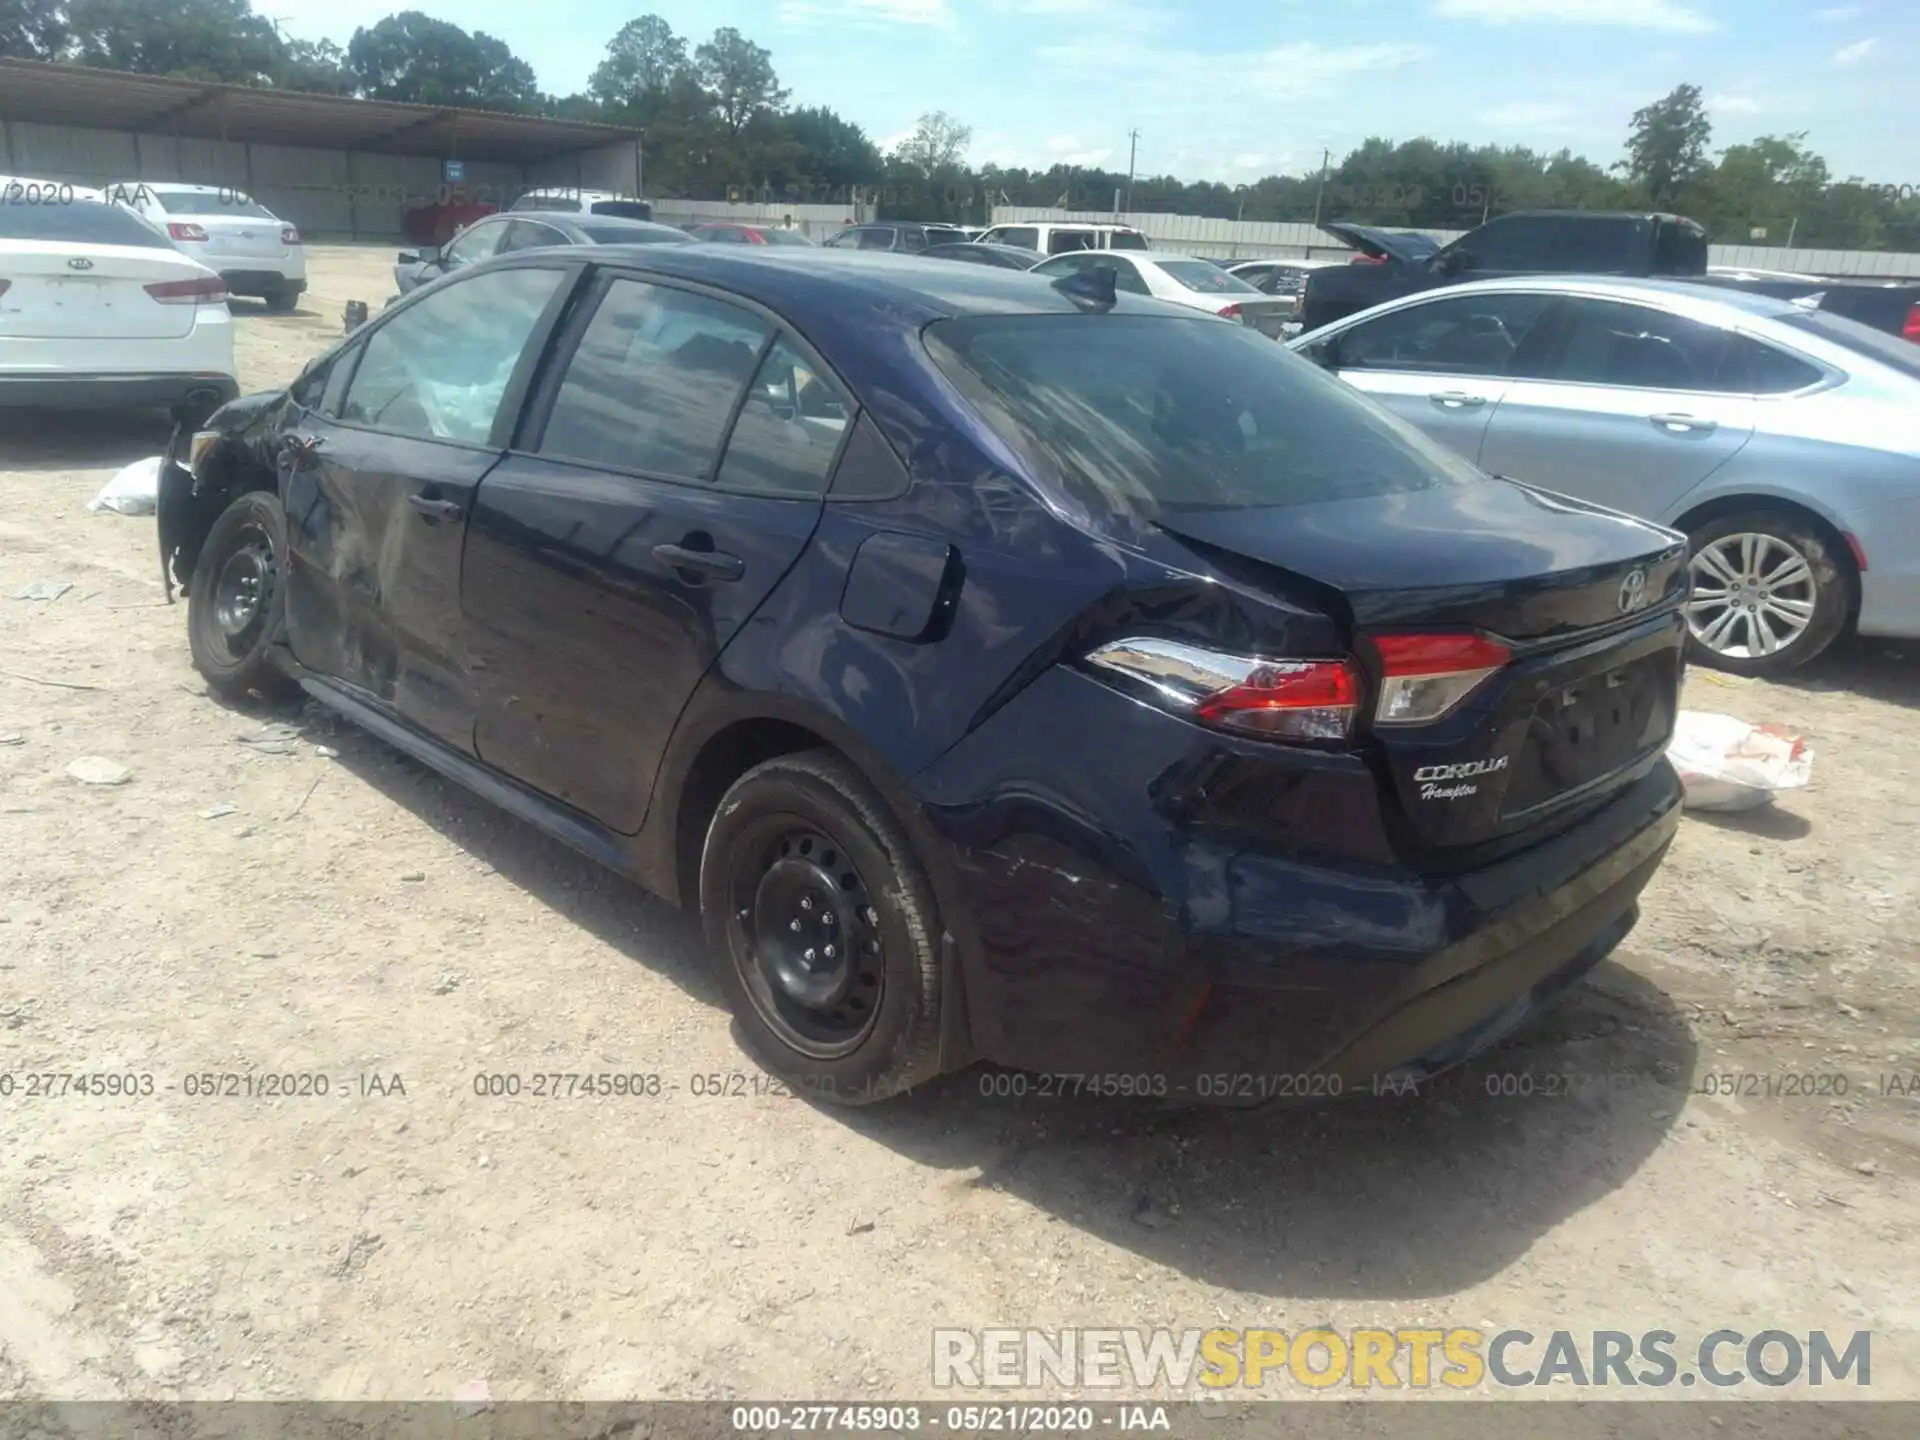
275 35 352 94
694 26 785 137
892 110 971 178
347 11 539 110
1621 83 1713 208
778 105 882 194
64 0 278 83
1 0 67 60
589 15 690 118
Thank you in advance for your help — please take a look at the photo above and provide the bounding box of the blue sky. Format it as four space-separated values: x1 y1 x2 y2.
261 1 1919 184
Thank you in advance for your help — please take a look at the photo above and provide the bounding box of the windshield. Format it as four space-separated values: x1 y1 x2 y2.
927 313 1474 528
0 198 173 246
1779 310 1920 381
151 189 277 220
578 221 684 244
1159 260 1259 294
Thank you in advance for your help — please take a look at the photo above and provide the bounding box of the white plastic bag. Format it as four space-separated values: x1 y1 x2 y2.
1668 710 1813 811
87 456 164 516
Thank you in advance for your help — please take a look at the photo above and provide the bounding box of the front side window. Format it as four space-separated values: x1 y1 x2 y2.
1336 292 1556 376
442 219 508 266
340 267 565 444
855 227 896 251
928 313 1479 529
995 226 1038 250
1543 299 1743 391
715 338 855 496
1047 230 1096 254
1453 216 1561 271
536 278 771 480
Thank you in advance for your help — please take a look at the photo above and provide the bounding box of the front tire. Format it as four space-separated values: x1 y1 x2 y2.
699 750 946 1105
187 490 301 703
1684 509 1851 676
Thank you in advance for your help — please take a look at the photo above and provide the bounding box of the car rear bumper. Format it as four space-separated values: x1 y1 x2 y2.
0 372 239 410
218 268 305 297
912 665 1681 1098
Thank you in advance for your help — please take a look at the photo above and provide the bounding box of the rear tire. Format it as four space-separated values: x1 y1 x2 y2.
1683 509 1851 676
264 286 298 313
699 750 946 1105
187 490 301 704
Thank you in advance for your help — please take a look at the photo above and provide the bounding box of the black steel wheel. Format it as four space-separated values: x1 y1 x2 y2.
700 750 946 1103
187 490 300 702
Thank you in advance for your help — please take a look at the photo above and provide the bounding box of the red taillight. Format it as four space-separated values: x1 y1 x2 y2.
167 222 209 242
1368 632 1511 725
1084 637 1362 743
144 277 229 304
281 225 302 246
1193 659 1362 740
1218 303 1242 320
1350 253 1387 265
1902 303 1920 342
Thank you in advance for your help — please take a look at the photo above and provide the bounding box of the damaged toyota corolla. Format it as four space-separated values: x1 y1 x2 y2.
156 245 1689 1104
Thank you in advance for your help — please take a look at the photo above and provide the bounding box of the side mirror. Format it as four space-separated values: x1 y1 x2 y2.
416 244 443 265
1436 249 1472 276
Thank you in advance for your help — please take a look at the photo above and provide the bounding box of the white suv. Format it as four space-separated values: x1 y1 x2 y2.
975 222 1150 255
104 181 307 311
511 189 653 221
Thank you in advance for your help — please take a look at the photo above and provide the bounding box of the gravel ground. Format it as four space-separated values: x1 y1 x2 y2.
1 244 1917 1412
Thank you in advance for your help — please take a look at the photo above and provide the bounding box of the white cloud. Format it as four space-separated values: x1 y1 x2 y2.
1831 37 1879 65
1710 93 1763 115
1813 5 1864 19
1433 0 1717 32
1478 101 1576 127
777 0 952 29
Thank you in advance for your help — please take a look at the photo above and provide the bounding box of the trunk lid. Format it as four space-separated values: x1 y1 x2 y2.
0 241 205 339
1156 477 1689 850
1318 222 1443 266
188 213 290 260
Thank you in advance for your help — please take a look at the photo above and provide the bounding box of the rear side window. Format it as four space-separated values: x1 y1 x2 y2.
855 227 895 250
1047 230 1095 254
1544 299 1742 391
715 337 854 496
996 226 1038 250
1733 338 1824 394
1550 217 1638 274
1653 219 1708 276
927 313 1476 527
1459 216 1561 270
0 198 172 248
537 278 771 480
1108 230 1149 250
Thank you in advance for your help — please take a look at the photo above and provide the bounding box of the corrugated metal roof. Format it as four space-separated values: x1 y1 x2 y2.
0 59 640 164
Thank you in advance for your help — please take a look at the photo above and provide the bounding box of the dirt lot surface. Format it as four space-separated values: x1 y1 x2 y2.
2 244 1918 1413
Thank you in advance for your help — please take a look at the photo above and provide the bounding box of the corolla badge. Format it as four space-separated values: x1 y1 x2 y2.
1414 755 1508 801
1618 567 1651 614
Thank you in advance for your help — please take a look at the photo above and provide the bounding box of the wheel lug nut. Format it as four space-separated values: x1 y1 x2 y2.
790 919 802 932
804 948 816 963
801 896 813 911
824 944 835 959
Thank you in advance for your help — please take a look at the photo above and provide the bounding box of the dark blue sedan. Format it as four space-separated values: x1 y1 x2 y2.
158 246 1688 1104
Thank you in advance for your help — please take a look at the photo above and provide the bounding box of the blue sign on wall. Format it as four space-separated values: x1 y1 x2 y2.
443 160 466 184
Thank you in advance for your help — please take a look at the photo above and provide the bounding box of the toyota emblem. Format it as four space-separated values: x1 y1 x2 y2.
1618 567 1650 613
67 257 93 270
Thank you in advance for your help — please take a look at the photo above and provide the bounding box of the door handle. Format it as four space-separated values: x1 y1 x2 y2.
1649 413 1716 434
654 542 745 582
1429 391 1487 408
406 494 464 523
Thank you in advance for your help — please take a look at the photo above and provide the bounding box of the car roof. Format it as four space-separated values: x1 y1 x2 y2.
557 243 1200 327
1439 273 1815 320
519 211 683 234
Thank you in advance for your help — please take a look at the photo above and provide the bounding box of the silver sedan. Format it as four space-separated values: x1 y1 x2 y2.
1289 276 1920 674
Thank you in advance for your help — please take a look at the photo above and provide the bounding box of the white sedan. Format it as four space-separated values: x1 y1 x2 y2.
104 180 307 311
1028 249 1296 337
0 194 238 418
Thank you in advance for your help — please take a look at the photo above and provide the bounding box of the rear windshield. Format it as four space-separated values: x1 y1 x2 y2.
521 196 580 212
150 188 276 220
1159 260 1259 294
578 220 682 244
587 200 652 220
1779 310 1920 380
1108 230 1149 250
760 228 815 245
926 313 1475 527
0 198 173 247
